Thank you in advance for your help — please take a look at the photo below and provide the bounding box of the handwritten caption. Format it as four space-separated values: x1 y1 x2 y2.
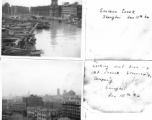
91 61 151 98
100 8 150 20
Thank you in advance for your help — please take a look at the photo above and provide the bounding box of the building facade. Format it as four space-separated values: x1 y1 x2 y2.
63 90 76 98
2 103 9 110
62 100 81 120
37 107 59 120
3 2 29 16
2 99 9 110
57 88 60 96
50 0 61 17
3 1 82 18
27 107 59 120
44 101 62 114
61 2 79 20
23 95 43 107
30 0 82 18
30 6 50 16
11 102 26 112
9 5 29 15
2 2 11 15
2 99 7 104
27 107 37 118
77 5 82 19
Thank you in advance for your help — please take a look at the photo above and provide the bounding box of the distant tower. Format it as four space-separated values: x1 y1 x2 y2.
9 93 12 99
28 90 30 96
57 88 60 96
51 0 58 6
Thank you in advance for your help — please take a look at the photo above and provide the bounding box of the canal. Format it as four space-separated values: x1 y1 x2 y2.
34 20 81 58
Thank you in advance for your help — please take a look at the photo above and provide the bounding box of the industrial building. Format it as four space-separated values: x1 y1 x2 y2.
30 0 82 19
23 95 43 107
2 3 30 15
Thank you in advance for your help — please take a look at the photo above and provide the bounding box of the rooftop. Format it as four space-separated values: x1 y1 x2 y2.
58 117 71 120
36 107 58 112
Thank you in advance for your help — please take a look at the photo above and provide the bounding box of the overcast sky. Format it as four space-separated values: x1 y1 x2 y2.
2 59 83 97
2 0 82 7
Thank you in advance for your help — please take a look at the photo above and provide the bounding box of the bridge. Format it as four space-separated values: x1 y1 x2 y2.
3 13 63 21
9 14 63 20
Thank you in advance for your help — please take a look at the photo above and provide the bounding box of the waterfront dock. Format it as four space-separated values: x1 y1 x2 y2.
2 17 43 56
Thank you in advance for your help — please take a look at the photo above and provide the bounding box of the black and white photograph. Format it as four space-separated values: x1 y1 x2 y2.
2 0 152 120
2 59 83 120
2 0 82 58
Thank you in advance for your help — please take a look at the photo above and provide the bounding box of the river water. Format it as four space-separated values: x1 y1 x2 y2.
34 20 81 58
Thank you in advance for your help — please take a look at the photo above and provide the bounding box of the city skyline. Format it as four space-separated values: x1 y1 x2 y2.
2 60 83 97
2 0 82 7
3 88 79 98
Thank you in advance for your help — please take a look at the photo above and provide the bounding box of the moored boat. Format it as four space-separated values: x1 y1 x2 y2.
37 23 43 29
43 24 50 29
30 50 43 56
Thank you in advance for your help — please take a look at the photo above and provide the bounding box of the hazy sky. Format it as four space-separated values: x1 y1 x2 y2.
2 59 83 97
2 0 82 7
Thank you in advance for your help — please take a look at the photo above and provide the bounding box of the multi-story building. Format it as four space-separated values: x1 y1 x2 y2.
27 107 37 118
57 88 60 96
44 101 62 114
10 5 29 15
44 101 53 109
62 100 81 120
11 102 26 112
58 118 71 120
77 5 82 19
2 99 9 110
61 2 78 20
30 0 82 18
23 95 43 107
50 0 61 17
27 107 59 120
63 90 76 98
37 107 59 120
2 99 7 104
30 6 50 16
2 2 11 15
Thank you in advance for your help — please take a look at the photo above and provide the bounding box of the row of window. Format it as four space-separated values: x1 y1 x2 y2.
63 107 80 110
62 11 77 13
63 113 80 118
37 111 48 115
11 107 26 109
37 115 47 118
63 109 80 112
27 112 35 115
12 105 25 107
27 109 36 112
62 8 77 10
63 112 80 115
63 111 80 115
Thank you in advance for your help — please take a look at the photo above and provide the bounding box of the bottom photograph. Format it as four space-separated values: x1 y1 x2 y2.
2 59 83 120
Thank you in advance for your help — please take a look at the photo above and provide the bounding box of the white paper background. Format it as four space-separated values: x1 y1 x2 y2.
85 0 152 60
83 60 152 119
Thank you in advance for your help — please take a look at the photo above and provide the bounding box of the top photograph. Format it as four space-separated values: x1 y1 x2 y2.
2 0 82 58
